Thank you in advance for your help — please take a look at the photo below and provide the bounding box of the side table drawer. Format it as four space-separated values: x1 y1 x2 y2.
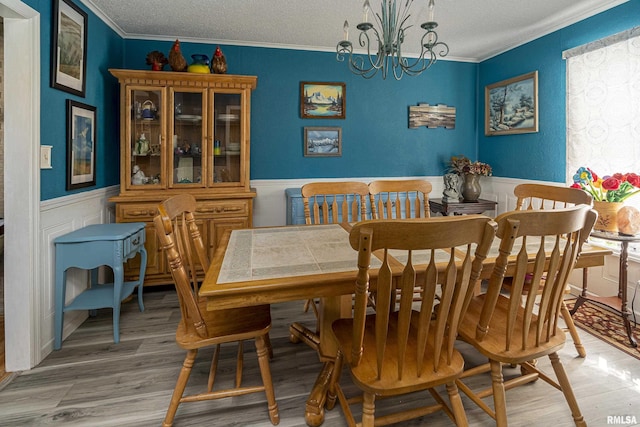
123 228 146 257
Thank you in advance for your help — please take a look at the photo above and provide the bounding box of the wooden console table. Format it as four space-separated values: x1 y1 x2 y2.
429 198 497 216
570 230 639 348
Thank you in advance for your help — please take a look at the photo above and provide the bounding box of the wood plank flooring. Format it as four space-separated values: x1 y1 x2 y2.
0 287 639 426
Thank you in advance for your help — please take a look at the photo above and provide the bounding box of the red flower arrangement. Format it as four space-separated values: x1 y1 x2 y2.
572 167 640 202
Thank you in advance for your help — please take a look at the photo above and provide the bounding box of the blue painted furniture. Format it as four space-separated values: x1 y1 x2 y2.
285 187 373 225
54 222 147 349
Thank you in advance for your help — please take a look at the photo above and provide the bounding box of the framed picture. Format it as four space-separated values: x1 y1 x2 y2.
66 100 96 190
301 82 345 119
52 0 88 97
304 127 342 157
485 71 538 136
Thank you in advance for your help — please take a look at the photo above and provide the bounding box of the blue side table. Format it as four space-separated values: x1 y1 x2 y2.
54 222 147 349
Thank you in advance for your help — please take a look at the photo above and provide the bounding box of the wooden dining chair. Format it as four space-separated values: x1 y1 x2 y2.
327 215 497 426
368 179 433 219
455 205 596 427
302 181 370 225
369 179 434 305
293 181 371 346
515 183 593 210
154 194 279 426
511 183 594 357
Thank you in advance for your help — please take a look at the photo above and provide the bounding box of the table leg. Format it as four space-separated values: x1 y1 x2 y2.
112 263 124 344
137 247 147 312
619 242 638 348
292 294 351 426
305 362 334 427
54 267 67 350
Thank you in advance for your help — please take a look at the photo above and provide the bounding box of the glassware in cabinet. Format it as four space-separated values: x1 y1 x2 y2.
129 88 163 187
171 90 205 187
212 92 242 185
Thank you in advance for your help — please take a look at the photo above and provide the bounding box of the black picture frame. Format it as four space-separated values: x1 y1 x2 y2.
66 100 97 190
52 0 88 97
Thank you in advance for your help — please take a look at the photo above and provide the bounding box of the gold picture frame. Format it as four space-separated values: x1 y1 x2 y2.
485 71 538 136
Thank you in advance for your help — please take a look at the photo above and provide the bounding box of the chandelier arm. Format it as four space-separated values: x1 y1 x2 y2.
337 0 447 80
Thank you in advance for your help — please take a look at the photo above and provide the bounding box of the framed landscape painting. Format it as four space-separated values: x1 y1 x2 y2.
52 0 88 97
304 127 342 157
301 82 345 119
66 100 96 190
485 71 538 136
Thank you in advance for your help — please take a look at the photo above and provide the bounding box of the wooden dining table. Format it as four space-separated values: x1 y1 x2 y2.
199 221 610 426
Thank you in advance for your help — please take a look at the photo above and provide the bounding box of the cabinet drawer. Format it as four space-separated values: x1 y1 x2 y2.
196 200 249 218
118 204 158 221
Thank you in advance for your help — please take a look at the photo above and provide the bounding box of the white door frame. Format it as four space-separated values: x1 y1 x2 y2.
2 0 40 371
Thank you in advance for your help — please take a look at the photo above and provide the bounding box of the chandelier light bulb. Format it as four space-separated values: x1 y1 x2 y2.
362 0 371 23
343 20 349 41
428 0 435 22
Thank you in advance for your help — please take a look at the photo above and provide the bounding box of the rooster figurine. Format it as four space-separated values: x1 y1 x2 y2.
168 39 187 72
145 50 168 71
211 46 228 74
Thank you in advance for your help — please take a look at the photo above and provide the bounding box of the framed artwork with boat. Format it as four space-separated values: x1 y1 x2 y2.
301 82 345 119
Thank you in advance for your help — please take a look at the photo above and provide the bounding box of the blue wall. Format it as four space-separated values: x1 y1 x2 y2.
29 0 123 200
35 0 640 199
478 0 640 183
124 41 479 180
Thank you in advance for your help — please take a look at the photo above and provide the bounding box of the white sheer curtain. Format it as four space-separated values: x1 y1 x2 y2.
565 27 640 210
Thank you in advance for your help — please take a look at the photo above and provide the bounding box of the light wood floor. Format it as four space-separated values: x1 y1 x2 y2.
1 287 639 426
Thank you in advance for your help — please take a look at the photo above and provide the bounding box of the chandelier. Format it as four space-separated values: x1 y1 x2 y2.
336 0 449 80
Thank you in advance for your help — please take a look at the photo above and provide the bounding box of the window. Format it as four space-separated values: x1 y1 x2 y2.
564 27 640 213
565 28 640 259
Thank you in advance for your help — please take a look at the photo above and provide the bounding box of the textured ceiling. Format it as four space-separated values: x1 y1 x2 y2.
84 0 629 62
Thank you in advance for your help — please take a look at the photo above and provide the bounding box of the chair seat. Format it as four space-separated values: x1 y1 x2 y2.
332 311 465 397
176 301 272 349
458 294 566 364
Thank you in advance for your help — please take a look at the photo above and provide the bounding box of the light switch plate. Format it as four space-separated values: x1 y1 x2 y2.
40 145 52 169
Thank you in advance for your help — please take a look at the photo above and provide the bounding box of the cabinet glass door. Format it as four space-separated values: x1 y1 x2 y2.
171 90 205 187
129 88 163 188
212 92 242 185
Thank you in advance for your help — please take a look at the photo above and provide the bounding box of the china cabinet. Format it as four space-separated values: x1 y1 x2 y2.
109 69 257 285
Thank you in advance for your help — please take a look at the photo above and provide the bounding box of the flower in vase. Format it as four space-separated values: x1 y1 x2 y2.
571 167 640 203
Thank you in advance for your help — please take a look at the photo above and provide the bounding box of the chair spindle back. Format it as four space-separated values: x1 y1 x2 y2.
302 181 370 224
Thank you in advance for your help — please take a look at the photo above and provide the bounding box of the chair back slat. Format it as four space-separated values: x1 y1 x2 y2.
348 216 496 381
154 194 211 338
514 183 592 210
474 206 597 352
369 179 433 219
302 182 370 224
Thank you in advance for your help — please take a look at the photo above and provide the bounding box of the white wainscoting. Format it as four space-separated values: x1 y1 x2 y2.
30 178 639 368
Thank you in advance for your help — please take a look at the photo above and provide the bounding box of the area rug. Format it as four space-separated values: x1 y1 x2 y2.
565 299 640 360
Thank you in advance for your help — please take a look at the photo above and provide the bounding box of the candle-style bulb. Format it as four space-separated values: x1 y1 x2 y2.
343 20 349 41
363 0 371 22
428 0 435 22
